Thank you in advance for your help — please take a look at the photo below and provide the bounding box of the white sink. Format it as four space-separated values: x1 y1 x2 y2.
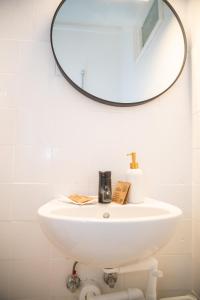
38 198 182 268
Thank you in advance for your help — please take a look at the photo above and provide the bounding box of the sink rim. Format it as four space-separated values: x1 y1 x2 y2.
38 198 182 223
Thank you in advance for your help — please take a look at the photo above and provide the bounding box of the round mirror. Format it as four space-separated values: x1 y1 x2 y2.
51 0 187 106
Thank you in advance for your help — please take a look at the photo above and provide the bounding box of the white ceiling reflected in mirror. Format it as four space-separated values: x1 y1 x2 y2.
51 0 187 106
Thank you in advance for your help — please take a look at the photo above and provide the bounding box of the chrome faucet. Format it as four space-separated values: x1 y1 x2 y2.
98 171 112 203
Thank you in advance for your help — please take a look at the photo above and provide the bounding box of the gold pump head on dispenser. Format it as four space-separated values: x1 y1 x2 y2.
127 152 139 169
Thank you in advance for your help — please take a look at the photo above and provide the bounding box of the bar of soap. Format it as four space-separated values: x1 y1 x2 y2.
68 194 93 204
112 181 131 205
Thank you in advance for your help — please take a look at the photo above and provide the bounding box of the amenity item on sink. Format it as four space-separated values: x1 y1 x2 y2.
68 194 95 204
38 198 182 268
126 152 145 204
112 181 131 205
98 171 112 204
57 195 98 205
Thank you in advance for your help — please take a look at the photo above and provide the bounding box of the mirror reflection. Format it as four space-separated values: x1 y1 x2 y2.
51 0 186 105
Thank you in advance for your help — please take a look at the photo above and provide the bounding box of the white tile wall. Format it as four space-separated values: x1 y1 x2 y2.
0 109 16 145
157 254 192 291
190 0 200 296
0 261 11 300
0 0 35 41
0 184 12 220
0 146 14 182
0 40 20 74
11 184 52 221
19 41 54 76
0 0 192 299
11 222 51 260
160 220 192 255
10 259 51 299
0 222 12 260
14 146 52 183
0 75 18 108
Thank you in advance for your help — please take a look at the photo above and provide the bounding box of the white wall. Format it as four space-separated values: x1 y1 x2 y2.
190 0 200 296
0 0 192 299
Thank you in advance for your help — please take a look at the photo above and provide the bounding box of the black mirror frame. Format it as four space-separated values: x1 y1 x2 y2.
50 0 187 107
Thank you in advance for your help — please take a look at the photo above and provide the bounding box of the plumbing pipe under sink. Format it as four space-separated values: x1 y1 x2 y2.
79 286 144 300
79 258 161 300
103 257 163 300
88 288 144 300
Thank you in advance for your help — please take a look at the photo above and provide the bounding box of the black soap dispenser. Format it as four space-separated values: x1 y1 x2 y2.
98 171 112 204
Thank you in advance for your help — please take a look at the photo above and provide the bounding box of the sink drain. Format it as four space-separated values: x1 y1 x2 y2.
103 212 110 219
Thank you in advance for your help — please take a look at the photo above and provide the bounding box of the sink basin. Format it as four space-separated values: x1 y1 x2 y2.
38 198 182 268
